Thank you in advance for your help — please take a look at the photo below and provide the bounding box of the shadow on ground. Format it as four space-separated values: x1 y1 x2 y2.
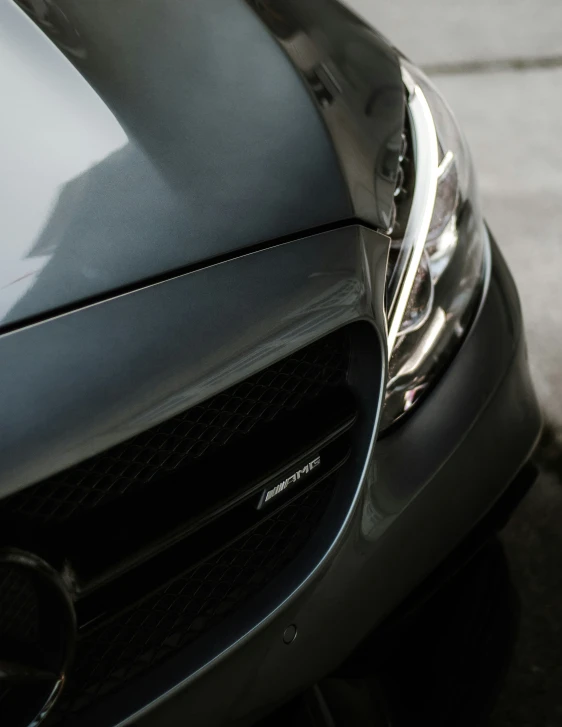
492 425 562 726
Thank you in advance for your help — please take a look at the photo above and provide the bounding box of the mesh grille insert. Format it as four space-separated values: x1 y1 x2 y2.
0 566 39 645
3 331 349 525
50 478 335 720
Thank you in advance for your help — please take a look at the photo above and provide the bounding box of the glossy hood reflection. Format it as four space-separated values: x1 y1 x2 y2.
1 0 353 330
0 1 126 326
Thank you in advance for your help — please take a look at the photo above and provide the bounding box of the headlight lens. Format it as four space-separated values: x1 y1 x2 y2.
381 60 490 431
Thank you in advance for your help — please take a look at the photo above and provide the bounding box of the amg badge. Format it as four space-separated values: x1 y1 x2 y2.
258 455 321 509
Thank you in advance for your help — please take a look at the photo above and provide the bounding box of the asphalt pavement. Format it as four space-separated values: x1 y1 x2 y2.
344 1 562 724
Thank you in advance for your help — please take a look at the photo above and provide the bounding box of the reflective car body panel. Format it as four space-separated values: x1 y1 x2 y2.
249 0 406 231
1 0 349 329
0 225 389 498
0 1 541 727
1 0 404 331
60 242 541 727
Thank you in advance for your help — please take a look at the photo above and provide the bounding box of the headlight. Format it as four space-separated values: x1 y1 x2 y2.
381 60 491 432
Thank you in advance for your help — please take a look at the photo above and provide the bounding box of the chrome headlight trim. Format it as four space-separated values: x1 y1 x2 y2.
386 68 439 357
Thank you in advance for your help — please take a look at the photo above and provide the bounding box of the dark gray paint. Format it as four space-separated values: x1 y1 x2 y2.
0 225 389 497
0 4 537 727
248 0 406 231
1 0 353 328
69 243 541 727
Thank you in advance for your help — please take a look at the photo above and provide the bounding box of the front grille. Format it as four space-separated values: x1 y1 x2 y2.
0 328 357 724
52 478 335 719
0 566 39 645
4 332 350 525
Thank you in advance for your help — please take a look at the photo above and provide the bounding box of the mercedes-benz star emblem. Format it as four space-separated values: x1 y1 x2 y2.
0 549 76 727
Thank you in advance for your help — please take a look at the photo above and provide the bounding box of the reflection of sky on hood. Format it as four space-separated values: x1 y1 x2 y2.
1 0 354 328
0 1 126 322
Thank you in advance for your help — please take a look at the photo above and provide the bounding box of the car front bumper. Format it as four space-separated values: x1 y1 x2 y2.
88 233 540 727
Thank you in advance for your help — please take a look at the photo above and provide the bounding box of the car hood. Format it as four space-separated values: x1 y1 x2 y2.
1 0 403 330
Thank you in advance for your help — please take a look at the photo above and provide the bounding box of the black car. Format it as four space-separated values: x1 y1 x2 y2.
0 1 541 726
